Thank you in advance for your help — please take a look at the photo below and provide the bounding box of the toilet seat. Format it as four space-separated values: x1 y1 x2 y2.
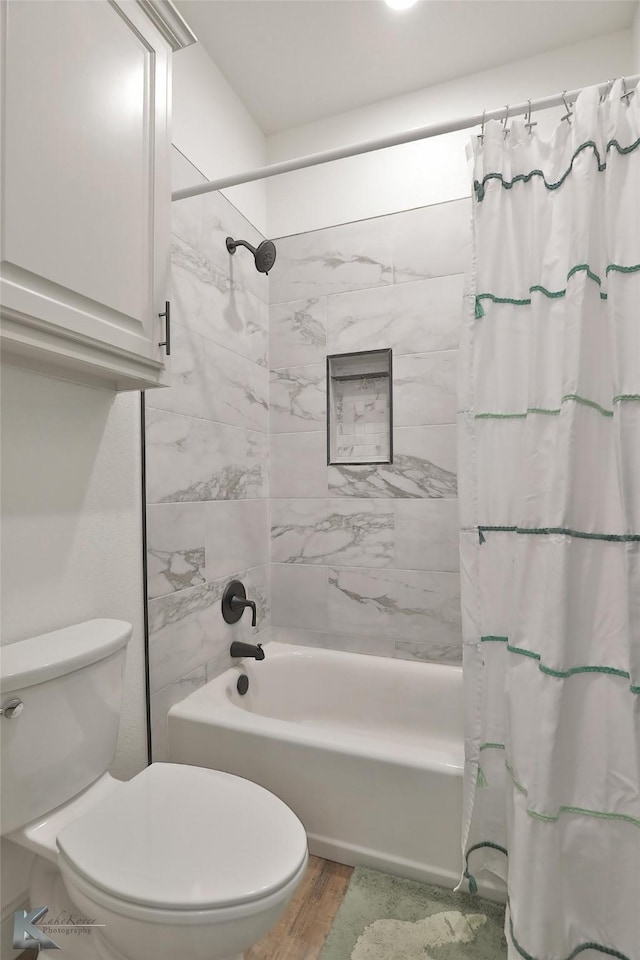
56 763 308 914
57 849 309 927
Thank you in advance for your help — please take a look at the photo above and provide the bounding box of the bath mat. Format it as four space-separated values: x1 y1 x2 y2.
318 867 507 960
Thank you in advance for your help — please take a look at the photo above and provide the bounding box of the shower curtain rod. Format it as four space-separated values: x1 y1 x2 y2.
171 74 640 202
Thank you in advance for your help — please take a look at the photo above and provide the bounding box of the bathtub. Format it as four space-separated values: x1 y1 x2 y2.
168 642 464 889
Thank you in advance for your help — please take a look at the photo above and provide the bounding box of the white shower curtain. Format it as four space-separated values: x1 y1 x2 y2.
458 79 640 959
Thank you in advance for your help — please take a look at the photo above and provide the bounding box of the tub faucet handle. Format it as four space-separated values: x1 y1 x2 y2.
245 599 258 628
222 579 257 627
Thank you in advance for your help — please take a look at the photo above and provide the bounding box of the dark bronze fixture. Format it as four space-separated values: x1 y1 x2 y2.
222 579 257 626
230 641 264 660
158 300 171 355
225 236 276 275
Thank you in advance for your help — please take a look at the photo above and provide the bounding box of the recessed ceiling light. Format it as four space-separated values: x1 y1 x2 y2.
384 0 419 10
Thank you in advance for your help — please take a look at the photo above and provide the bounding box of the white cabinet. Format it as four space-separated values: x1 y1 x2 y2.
1 0 173 391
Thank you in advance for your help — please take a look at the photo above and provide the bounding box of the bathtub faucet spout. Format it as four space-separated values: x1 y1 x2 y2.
230 641 265 660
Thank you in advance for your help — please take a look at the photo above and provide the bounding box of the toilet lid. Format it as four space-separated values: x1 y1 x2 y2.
56 763 308 911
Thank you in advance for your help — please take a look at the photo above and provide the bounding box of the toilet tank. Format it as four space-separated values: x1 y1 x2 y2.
0 620 131 834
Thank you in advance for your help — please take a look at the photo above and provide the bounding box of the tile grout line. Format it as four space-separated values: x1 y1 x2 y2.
269 347 459 374
268 268 467 308
155 317 269 372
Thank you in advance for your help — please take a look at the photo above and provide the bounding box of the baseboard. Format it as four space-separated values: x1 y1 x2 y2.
307 833 507 904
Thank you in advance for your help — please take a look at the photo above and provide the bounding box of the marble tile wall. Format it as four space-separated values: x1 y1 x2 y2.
145 156 270 759
146 191 469 758
269 198 469 665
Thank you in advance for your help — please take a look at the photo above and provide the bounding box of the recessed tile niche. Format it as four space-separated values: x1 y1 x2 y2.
327 349 392 465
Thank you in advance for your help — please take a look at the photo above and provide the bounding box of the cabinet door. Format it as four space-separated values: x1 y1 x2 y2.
1 0 170 389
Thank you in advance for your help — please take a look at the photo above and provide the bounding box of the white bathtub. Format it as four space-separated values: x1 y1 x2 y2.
168 642 464 888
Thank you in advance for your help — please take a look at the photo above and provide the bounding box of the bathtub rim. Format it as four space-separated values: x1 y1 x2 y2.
168 641 464 774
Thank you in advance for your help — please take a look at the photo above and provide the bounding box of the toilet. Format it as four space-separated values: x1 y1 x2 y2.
1 620 308 960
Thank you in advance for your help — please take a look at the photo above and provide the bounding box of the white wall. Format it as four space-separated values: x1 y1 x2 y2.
0 364 146 955
266 30 633 236
172 42 267 233
0 365 147 776
634 2 640 70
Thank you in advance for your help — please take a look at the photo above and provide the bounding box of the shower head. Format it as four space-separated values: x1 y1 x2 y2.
225 236 277 275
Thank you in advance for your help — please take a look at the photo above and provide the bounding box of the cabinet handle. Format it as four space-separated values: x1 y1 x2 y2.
158 301 171 356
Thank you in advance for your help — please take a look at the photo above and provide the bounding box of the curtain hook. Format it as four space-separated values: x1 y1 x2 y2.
478 108 486 144
525 98 537 133
600 79 613 103
600 79 615 103
621 77 634 103
560 91 572 124
502 104 510 138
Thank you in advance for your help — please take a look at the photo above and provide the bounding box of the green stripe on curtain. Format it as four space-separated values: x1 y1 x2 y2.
464 845 631 957
474 394 616 419
508 913 631 960
474 263 640 317
462 840 508 894
464 850 633 956
471 395 640 418
478 635 639 693
505 758 640 827
474 136 640 201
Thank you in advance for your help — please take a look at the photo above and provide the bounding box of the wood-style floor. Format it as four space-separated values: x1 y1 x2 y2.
246 856 353 960
18 857 352 960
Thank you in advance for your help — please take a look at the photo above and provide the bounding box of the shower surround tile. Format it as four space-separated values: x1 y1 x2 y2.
326 274 464 356
394 639 462 664
271 499 394 567
146 322 268 433
201 192 269 305
146 502 207 599
204 499 269 581
270 431 328 499
171 236 268 367
394 499 460 572
172 189 269 304
327 566 462 646
145 408 268 503
147 183 273 757
148 563 270 693
150 664 207 762
269 297 327 368
270 626 395 659
328 425 457 499
269 364 326 433
269 626 461 663
271 497 459 573
393 351 458 427
265 199 469 667
148 578 223 693
149 194 470 711
270 563 328 631
391 198 471 283
147 500 272 601
270 219 393 304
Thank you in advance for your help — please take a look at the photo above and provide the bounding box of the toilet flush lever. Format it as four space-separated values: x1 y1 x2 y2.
0 698 24 719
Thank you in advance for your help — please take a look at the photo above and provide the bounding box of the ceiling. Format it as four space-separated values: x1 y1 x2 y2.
175 1 636 134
